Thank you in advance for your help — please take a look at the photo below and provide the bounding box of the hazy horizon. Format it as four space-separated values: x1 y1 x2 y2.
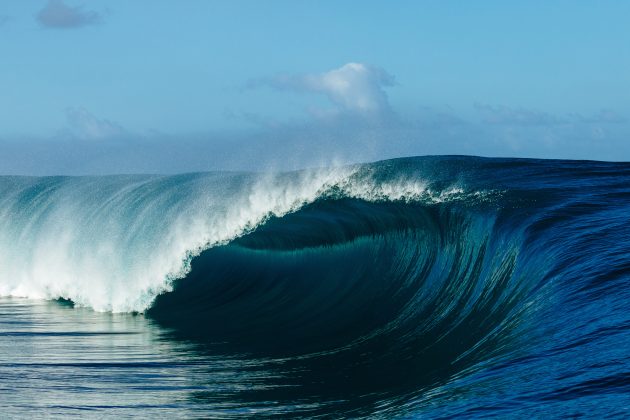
1 1 629 174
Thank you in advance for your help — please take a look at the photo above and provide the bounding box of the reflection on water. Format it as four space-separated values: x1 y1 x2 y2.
0 298 223 418
0 297 485 418
0 295 527 420
0 298 387 418
2 293 628 419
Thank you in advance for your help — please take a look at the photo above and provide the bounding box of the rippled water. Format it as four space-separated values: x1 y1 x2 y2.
0 299 204 417
2 294 628 418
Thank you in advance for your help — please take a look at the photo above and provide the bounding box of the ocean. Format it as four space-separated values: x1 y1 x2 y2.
0 156 629 418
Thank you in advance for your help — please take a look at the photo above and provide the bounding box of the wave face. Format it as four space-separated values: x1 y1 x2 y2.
2 156 630 417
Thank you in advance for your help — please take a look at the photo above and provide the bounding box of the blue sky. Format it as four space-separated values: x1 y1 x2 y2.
1 1 629 174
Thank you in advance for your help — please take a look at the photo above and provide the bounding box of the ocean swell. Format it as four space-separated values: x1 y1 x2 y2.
2 156 630 416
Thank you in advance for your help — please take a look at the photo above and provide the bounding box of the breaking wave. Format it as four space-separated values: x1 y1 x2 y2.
2 156 630 416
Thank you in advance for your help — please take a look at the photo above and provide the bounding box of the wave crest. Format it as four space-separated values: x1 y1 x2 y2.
0 161 494 312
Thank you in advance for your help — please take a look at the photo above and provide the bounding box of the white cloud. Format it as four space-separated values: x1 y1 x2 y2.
65 107 125 140
474 103 564 126
36 0 102 29
475 104 627 128
570 109 627 124
253 62 396 115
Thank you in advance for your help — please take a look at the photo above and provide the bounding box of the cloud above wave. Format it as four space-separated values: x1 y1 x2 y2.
251 63 396 115
570 109 627 124
64 107 125 140
475 103 627 127
36 0 102 29
474 103 564 126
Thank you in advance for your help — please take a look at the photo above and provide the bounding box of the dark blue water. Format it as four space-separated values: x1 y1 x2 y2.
1 156 629 418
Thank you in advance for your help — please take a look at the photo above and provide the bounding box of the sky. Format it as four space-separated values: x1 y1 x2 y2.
1 0 629 174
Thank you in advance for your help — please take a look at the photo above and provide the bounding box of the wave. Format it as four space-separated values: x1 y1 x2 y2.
2 155 630 415
149 196 536 361
0 157 495 312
